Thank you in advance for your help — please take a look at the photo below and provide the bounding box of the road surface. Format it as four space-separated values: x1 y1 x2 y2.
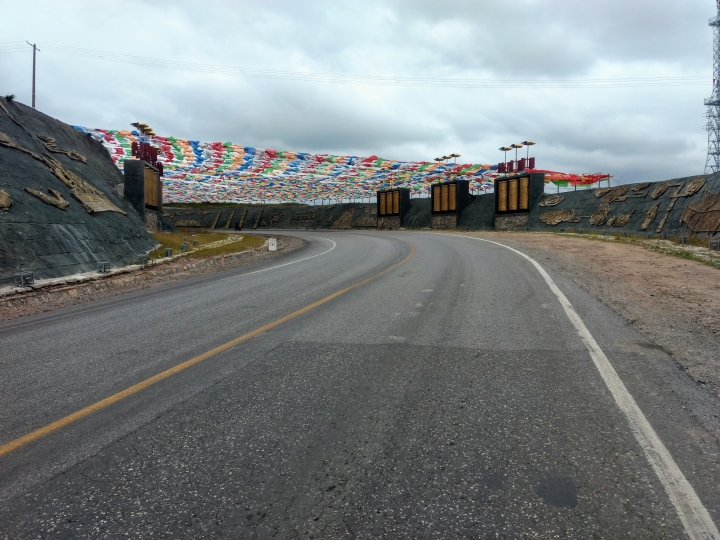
0 230 718 539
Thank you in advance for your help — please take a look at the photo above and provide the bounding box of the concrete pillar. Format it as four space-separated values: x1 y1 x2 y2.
123 159 145 219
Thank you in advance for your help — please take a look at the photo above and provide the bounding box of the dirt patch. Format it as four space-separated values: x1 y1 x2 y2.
457 231 720 395
0 235 304 322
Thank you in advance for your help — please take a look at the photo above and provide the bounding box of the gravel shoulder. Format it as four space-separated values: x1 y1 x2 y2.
457 231 720 396
0 234 305 322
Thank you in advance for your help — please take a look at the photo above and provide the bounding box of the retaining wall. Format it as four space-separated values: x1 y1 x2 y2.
0 99 156 287
163 174 719 239
164 203 379 231
527 174 720 238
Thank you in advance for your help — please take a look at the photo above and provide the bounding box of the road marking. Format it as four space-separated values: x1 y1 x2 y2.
461 235 719 540
220 236 337 281
0 241 415 459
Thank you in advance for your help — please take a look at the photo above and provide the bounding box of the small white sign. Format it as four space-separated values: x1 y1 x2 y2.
268 238 277 252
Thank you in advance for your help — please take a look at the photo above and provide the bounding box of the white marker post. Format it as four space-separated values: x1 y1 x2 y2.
268 238 277 252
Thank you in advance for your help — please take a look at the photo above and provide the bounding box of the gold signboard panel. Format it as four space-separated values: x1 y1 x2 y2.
144 166 159 208
496 174 537 214
448 183 457 211
497 181 508 212
431 182 463 214
379 190 402 216
508 179 519 211
519 176 530 210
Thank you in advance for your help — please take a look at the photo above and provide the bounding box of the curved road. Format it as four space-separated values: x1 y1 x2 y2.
0 231 718 538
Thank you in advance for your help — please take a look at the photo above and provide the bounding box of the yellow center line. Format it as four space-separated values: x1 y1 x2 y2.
0 242 416 458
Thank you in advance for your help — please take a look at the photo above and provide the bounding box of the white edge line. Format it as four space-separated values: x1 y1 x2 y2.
456 234 719 540
221 236 336 281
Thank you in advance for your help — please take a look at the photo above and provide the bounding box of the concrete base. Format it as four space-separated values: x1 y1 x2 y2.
431 214 457 229
495 213 528 231
378 216 401 230
145 211 159 232
145 209 174 232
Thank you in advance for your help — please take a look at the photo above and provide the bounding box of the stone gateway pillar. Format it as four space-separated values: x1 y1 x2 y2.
494 173 545 231
377 188 410 229
123 159 162 220
430 180 470 229
123 159 146 219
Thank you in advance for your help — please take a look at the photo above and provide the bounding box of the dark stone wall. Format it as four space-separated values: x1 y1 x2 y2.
457 192 495 230
164 203 379 231
527 174 719 237
456 180 471 214
403 198 431 229
0 98 157 287
162 175 719 238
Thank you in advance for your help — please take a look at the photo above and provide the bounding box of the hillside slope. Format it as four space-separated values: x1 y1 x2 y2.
0 98 156 287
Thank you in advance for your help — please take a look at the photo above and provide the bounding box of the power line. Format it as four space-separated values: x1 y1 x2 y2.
1 41 708 89
0 41 27 52
0 45 30 54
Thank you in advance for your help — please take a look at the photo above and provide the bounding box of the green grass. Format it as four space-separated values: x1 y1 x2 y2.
188 236 265 257
147 230 264 260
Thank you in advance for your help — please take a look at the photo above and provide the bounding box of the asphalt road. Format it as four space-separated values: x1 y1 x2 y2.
0 230 718 539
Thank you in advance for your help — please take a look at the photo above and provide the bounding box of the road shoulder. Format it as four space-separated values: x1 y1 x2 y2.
457 231 720 397
0 235 305 322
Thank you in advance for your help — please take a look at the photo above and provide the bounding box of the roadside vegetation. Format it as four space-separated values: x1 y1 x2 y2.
548 231 720 270
148 230 265 260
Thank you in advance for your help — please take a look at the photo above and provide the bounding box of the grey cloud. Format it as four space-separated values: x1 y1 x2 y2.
0 0 713 187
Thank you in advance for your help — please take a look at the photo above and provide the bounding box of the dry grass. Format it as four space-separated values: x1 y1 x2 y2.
546 231 720 269
148 230 264 260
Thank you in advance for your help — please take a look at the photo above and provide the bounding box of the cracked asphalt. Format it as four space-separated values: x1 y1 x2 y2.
0 230 718 538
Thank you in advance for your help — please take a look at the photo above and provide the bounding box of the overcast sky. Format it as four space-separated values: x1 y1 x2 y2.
0 0 715 184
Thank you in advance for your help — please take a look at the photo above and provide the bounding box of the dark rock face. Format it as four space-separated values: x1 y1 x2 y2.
0 98 156 287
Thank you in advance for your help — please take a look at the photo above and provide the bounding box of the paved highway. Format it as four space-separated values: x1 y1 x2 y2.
0 231 718 539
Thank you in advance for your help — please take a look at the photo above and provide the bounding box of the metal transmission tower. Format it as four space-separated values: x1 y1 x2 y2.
705 3 720 174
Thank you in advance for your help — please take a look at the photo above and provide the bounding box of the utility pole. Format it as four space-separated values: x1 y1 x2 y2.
26 42 39 109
